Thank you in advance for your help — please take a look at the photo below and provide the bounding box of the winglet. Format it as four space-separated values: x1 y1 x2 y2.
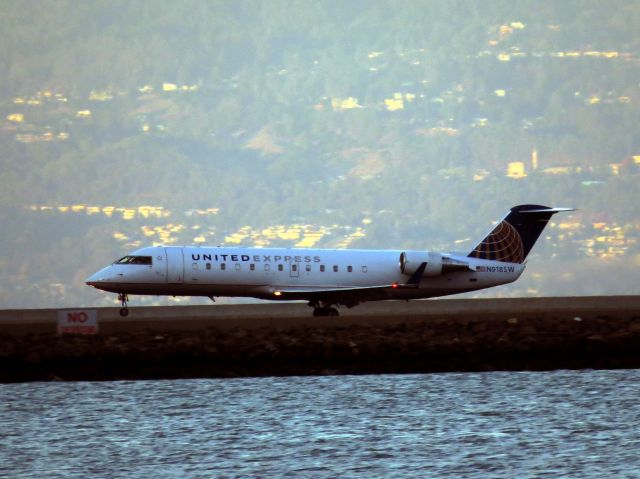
403 262 426 287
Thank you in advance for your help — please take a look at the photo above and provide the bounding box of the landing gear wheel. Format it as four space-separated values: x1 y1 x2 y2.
117 293 129 317
327 308 339 317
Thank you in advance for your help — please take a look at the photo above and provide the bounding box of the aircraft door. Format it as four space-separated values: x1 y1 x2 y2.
289 261 299 278
165 247 184 284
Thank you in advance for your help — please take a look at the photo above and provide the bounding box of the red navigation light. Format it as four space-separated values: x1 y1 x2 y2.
392 283 398 288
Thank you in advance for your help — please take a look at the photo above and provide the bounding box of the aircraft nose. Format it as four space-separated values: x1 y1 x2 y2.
85 265 124 288
85 271 102 286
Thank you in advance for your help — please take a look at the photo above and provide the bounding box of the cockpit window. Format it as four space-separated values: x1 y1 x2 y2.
115 255 152 265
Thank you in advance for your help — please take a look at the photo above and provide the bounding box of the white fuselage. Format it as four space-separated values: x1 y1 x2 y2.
86 245 525 303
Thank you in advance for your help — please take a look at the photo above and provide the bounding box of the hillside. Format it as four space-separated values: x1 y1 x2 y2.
1 0 639 307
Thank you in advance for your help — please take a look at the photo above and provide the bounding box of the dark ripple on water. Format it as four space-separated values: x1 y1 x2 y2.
2 370 640 478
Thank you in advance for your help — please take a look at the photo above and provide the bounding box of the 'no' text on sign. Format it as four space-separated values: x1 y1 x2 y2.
57 310 98 335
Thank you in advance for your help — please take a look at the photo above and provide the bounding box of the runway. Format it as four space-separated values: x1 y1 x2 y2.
2 295 639 334
2 296 640 382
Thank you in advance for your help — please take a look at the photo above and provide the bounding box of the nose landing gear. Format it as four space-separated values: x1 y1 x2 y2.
118 293 129 317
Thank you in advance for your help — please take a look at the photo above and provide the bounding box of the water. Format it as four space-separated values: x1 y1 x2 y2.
1 371 639 478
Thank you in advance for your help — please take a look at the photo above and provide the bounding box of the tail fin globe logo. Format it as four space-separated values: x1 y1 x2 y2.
468 205 573 264
468 220 524 263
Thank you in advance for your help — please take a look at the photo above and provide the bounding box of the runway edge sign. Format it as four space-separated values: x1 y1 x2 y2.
57 309 98 335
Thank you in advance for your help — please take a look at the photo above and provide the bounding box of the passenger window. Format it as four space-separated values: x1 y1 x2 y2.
347 265 353 273
320 265 325 272
235 263 241 271
206 263 211 270
306 264 311 272
333 265 338 272
250 264 255 271
265 264 270 271
292 264 297 272
192 263 198 270
221 263 226 271
362 266 368 273
278 264 283 272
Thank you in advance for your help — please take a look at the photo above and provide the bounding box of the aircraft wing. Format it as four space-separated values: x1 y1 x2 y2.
264 262 428 306
271 283 395 301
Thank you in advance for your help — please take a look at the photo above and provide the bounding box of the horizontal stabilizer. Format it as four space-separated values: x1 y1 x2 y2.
519 207 575 214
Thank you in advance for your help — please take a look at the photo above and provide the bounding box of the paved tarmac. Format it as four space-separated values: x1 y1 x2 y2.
2 296 640 382
2 295 640 334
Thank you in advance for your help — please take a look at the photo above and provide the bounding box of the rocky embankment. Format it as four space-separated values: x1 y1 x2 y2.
2 305 640 382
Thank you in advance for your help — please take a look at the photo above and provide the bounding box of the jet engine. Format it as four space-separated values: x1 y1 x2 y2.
399 251 443 276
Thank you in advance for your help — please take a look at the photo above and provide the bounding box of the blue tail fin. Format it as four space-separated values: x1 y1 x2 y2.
468 205 573 263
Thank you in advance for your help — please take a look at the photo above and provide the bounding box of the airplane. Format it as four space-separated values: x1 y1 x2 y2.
86 204 573 317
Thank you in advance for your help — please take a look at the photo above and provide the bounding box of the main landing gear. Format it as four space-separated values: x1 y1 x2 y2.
313 307 339 317
118 293 129 317
309 301 339 317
